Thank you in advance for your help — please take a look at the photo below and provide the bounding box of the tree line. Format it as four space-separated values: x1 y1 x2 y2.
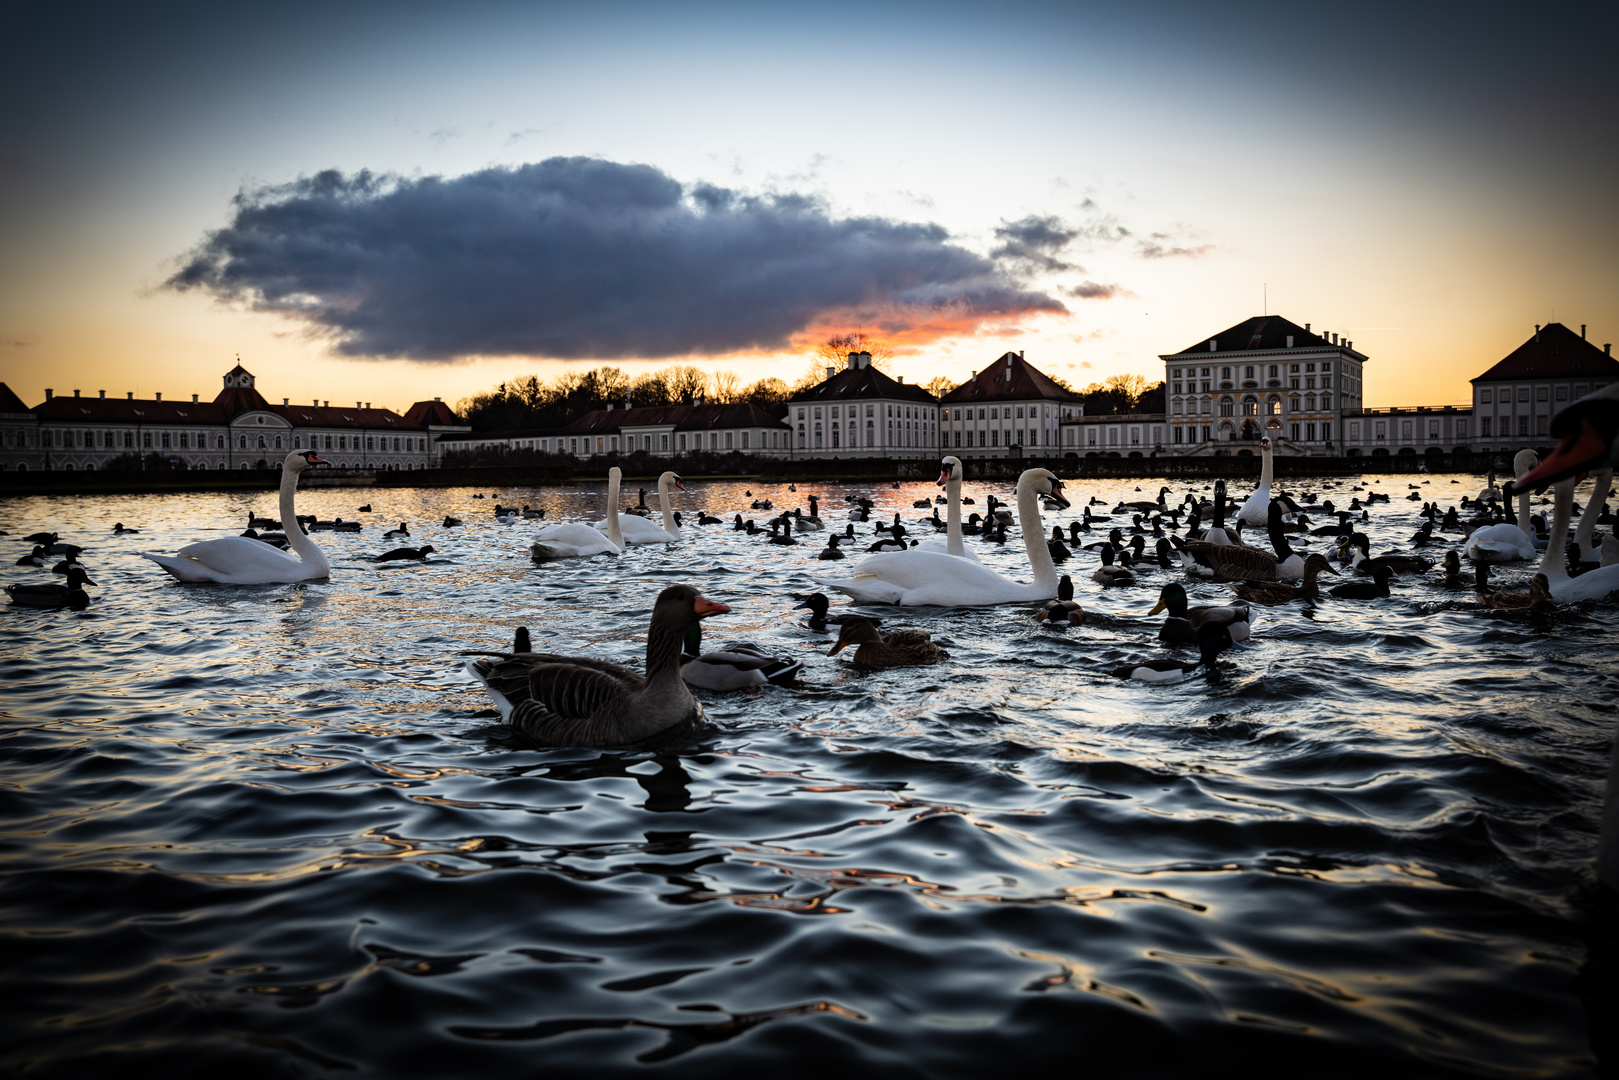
455 339 1163 432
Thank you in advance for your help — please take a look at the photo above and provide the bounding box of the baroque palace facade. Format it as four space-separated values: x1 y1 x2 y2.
0 364 467 472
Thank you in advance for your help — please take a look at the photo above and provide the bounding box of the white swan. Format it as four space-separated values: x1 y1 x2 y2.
1236 437 1276 527
1463 448 1537 563
1533 477 1619 603
814 468 1068 606
532 469 622 560
142 450 332 583
598 470 682 545
913 455 981 563
1573 468 1613 565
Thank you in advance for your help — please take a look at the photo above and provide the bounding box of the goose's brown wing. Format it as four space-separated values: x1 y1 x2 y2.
475 652 639 712
1205 545 1280 582
509 663 643 743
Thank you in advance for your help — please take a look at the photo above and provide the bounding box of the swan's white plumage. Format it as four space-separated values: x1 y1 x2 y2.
912 455 981 563
1539 477 1619 603
141 451 330 583
815 468 1064 606
1464 451 1540 563
533 469 623 559
596 470 680 544
1236 440 1275 527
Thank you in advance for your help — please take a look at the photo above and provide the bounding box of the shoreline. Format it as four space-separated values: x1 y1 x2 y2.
0 451 1510 497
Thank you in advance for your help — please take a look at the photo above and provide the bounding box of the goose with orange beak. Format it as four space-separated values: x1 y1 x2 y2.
464 585 729 745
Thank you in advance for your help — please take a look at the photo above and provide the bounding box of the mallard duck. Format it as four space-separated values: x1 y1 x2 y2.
23 531 58 546
1092 545 1136 587
818 535 846 560
383 522 411 538
1047 527 1071 564
357 504 372 513
1438 550 1466 587
1149 582 1252 644
1032 575 1085 625
377 545 436 561
6 566 94 609
768 518 799 545
1340 532 1432 576
15 545 46 567
827 616 946 667
464 584 726 746
1329 564 1396 599
1230 553 1339 605
112 522 140 534
698 511 723 526
522 506 545 520
681 622 803 690
443 516 463 527
794 496 826 531
792 592 878 631
1475 569 1556 613
1112 622 1235 683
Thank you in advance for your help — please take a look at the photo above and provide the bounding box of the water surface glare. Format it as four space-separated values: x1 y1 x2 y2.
1 474 1612 1077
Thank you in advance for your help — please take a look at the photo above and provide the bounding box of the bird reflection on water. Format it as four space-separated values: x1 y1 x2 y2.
0 473 1613 1077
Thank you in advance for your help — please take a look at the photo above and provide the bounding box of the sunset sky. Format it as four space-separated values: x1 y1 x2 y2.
3 0 1615 416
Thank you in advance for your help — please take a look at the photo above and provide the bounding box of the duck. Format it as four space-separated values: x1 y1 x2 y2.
443 516 464 528
1173 500 1304 582
1236 437 1277 526
1230 553 1339 605
112 522 140 534
792 497 826 531
1032 575 1085 625
792 592 876 630
246 512 280 530
1329 564 1396 599
383 522 411 539
142 451 333 583
15 545 46 567
819 535 846 560
769 518 801 546
522 505 545 520
532 468 624 560
357 503 372 513
912 498 932 509
494 507 520 525
1340 533 1432 576
465 584 728 745
697 511 724 526
681 623 804 690
827 616 947 667
1438 550 1466 587
377 545 436 561
816 470 1069 606
1112 622 1235 683
6 566 94 609
22 531 58 546
1047 528 1071 564
1474 567 1556 613
598 471 683 544
1092 545 1136 587
1149 582 1252 644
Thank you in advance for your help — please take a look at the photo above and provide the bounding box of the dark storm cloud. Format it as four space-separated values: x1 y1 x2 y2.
1067 281 1127 299
991 215 1080 273
167 158 1067 361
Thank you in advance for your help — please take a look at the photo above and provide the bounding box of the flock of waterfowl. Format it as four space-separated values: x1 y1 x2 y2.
8 386 1619 765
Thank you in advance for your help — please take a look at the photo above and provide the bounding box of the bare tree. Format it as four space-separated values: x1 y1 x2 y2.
709 370 743 404
1103 372 1149 408
744 377 790 410
814 332 892 372
630 370 673 408
663 365 709 405
922 375 956 399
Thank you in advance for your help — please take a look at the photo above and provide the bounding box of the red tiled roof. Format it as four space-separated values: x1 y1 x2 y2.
940 352 1078 405
1165 315 1336 357
1471 322 1619 382
402 400 464 426
788 363 936 405
270 403 423 430
34 395 229 423
213 385 272 413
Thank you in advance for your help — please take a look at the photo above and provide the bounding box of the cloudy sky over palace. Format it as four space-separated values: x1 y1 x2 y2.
2 0 1614 413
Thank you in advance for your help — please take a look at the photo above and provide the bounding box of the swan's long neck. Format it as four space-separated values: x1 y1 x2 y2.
1517 488 1532 535
280 466 327 573
1017 477 1058 591
1259 445 1274 488
1574 469 1611 551
658 474 677 537
946 471 964 557
1538 481 1574 583
606 471 624 549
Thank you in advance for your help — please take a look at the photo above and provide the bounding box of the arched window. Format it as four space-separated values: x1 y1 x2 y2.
294 436 302 449
274 435 282 449
217 435 226 449
239 435 248 449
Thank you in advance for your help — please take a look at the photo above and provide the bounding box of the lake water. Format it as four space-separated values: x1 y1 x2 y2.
1 472 1613 1077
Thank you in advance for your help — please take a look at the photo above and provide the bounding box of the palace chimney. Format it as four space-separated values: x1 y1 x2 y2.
127 392 133 399
73 389 80 397
193 394 199 403
44 388 52 399
154 392 161 401
1581 324 1587 339
99 390 105 398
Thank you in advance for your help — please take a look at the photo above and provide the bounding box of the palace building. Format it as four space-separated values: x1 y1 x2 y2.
0 364 465 472
940 352 1083 458
785 351 941 459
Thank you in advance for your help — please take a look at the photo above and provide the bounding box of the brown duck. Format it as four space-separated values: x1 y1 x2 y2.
828 617 947 667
